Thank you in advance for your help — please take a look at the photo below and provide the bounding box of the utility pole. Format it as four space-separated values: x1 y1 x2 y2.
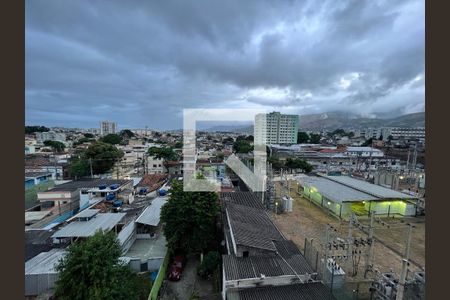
406 148 410 171
347 214 355 275
412 144 417 171
368 139 374 178
404 224 414 261
395 259 408 300
89 158 93 178
324 224 330 281
364 211 375 278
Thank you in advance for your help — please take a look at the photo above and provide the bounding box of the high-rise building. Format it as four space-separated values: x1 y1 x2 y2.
255 112 299 145
100 121 117 136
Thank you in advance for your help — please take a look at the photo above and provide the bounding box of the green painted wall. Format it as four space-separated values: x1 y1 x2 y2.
365 200 415 216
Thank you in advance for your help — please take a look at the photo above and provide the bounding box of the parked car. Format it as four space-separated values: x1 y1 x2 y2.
168 255 186 281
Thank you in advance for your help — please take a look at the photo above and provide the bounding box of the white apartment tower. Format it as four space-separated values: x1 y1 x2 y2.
100 121 117 136
255 112 299 145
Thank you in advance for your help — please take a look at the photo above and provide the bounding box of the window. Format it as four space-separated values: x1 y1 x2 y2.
153 164 157 168
243 251 249 257
140 263 148 272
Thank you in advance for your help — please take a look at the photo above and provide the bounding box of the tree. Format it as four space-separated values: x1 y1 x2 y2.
233 140 253 153
174 142 183 149
332 129 346 136
148 146 178 160
222 137 234 144
285 158 313 173
54 231 139 300
268 156 284 170
84 142 124 174
100 134 123 145
387 135 394 142
362 138 373 147
216 152 224 161
43 140 66 152
160 180 219 254
73 137 94 147
83 133 94 138
69 156 90 178
309 133 322 144
297 132 310 143
120 129 135 139
198 251 220 278
25 125 49 134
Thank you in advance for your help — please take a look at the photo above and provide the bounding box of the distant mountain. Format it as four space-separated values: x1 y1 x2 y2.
298 112 425 131
202 125 251 132
201 112 424 133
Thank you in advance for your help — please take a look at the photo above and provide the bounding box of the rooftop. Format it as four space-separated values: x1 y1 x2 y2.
25 249 66 275
124 235 167 261
223 240 314 281
135 197 167 226
322 175 416 199
226 202 284 252
52 212 125 238
25 171 53 178
74 208 100 219
227 282 336 300
298 176 377 203
48 179 131 192
25 211 52 223
137 174 168 191
221 192 265 209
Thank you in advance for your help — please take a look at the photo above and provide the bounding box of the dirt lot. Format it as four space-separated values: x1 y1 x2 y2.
271 181 425 278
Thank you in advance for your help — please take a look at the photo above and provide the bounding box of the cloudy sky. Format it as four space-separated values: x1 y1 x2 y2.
25 0 424 130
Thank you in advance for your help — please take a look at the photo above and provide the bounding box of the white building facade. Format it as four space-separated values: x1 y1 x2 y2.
35 131 67 143
255 112 299 145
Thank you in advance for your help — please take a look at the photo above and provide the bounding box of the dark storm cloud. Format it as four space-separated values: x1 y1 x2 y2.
25 0 424 129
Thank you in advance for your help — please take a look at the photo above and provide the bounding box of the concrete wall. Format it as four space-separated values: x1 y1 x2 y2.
224 274 312 296
25 273 59 296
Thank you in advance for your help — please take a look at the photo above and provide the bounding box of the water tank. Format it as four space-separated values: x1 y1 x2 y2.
113 200 123 207
99 184 107 190
106 194 115 201
287 197 293 212
159 189 167 196
110 184 120 190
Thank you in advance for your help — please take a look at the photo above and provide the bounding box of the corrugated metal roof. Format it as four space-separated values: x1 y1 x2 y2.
299 176 377 203
135 197 167 226
221 192 265 209
323 175 416 199
227 282 336 300
223 241 314 281
226 203 284 251
117 221 136 246
25 249 66 275
75 209 100 219
25 211 52 223
51 213 125 238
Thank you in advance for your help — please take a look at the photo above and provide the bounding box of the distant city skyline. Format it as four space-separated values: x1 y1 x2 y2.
26 0 424 130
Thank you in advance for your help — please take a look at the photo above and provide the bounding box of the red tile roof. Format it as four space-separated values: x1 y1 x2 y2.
137 174 168 191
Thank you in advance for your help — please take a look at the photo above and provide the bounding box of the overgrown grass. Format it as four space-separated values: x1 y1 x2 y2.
25 180 55 210
189 290 200 300
135 272 153 300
